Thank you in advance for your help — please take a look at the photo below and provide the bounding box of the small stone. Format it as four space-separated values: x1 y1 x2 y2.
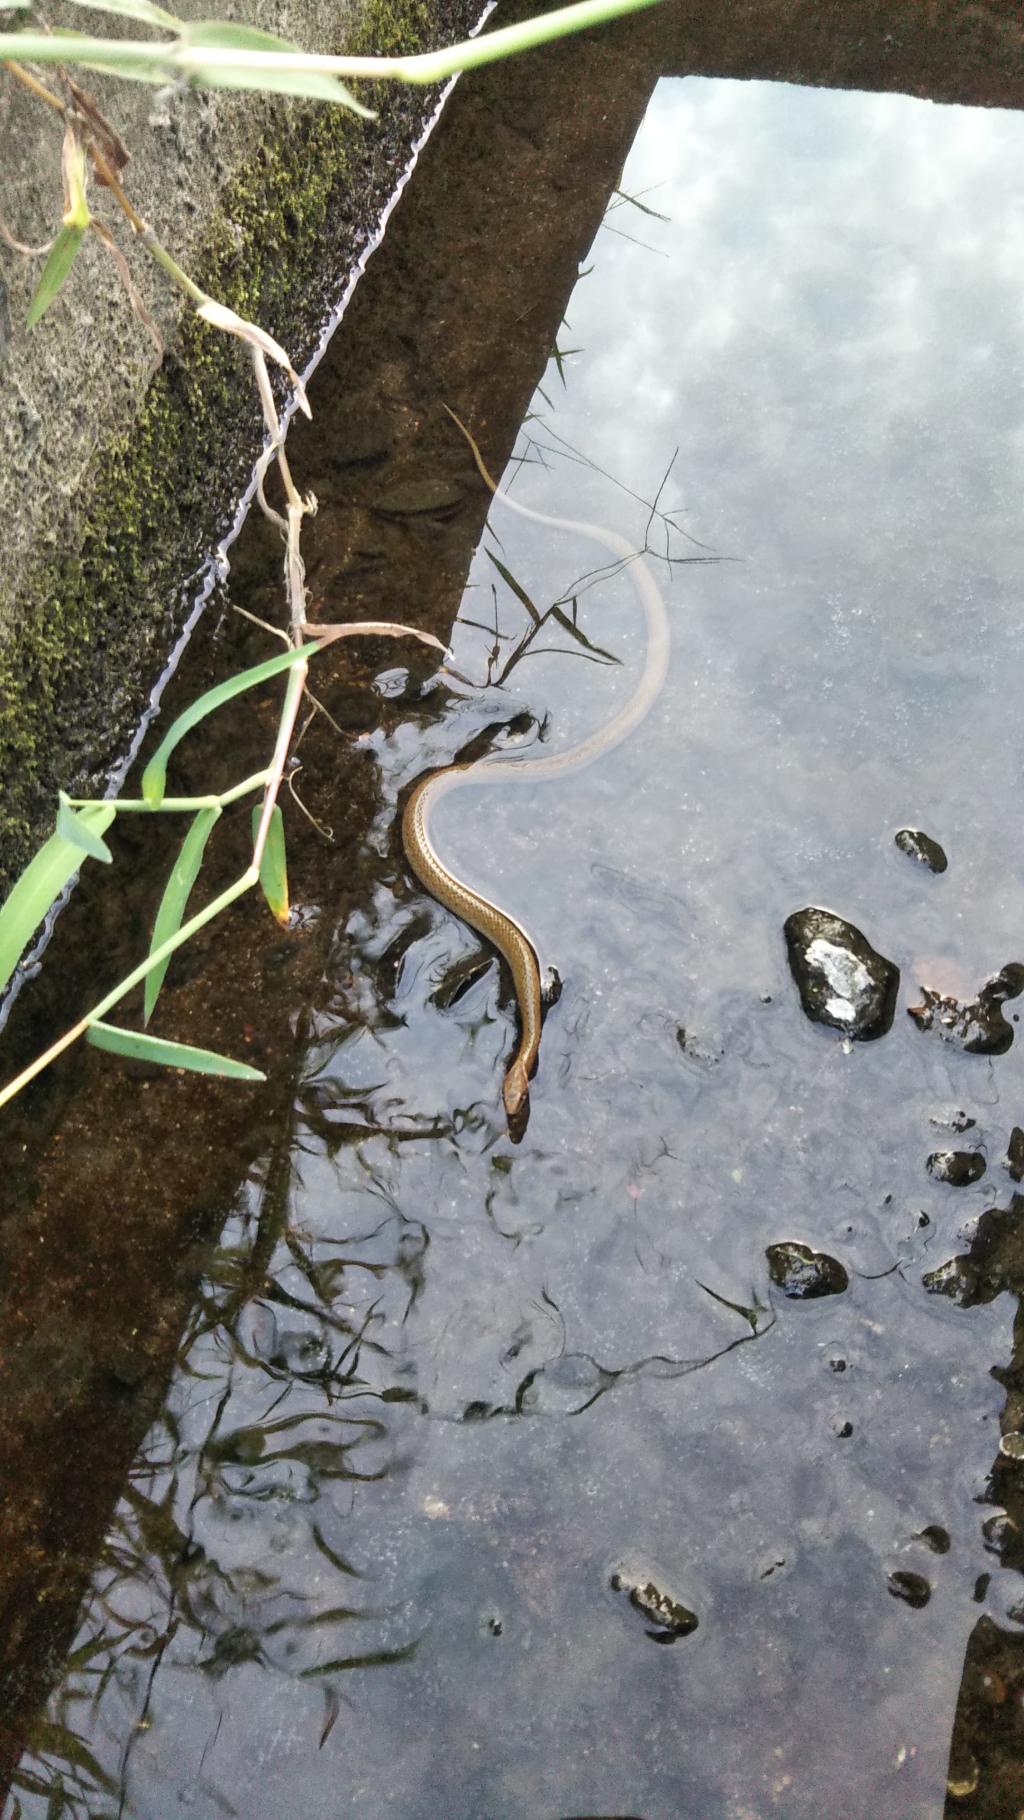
982 1512 1017 1556
887 1570 931 1608
784 908 899 1040
909 962 1024 1055
895 828 948 873
914 1525 951 1555
926 1150 986 1186
766 1241 849 1300
610 1563 699 1642
922 1257 977 1303
1006 1127 1024 1183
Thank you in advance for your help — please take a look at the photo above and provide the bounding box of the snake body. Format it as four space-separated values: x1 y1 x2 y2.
403 410 671 1122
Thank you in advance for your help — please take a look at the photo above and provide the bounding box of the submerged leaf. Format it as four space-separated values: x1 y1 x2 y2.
252 803 289 924
26 226 85 328
141 641 316 806
144 806 220 1023
0 805 116 995
87 1020 265 1080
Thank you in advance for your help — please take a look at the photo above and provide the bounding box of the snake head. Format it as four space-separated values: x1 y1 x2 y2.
502 1060 530 1122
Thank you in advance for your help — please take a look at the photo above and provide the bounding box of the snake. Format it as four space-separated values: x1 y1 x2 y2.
402 407 671 1125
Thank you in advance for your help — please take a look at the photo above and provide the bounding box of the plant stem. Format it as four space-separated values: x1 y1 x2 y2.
1 0 667 87
253 660 306 868
66 771 270 813
0 866 259 1109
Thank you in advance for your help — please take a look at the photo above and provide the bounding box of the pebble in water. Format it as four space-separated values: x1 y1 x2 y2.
908 962 1024 1055
887 1570 932 1608
766 1241 849 1300
894 827 948 873
927 1150 986 1187
609 1563 699 1643
1005 1127 1024 1183
784 908 900 1040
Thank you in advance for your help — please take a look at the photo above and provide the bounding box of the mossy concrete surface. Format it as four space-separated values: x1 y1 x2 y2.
0 0 478 892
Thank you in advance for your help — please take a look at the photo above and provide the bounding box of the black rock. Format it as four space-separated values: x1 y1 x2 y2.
922 1257 978 1303
784 908 899 1040
1005 1127 1024 1183
908 963 1024 1055
610 1564 699 1642
927 1150 986 1187
766 1241 849 1300
895 828 948 873
888 1570 931 1608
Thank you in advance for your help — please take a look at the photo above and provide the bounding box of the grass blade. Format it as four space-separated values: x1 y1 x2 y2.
141 641 316 806
485 551 541 626
251 802 289 924
549 603 621 664
26 226 85 328
0 805 115 996
87 1020 265 1080
144 806 220 1024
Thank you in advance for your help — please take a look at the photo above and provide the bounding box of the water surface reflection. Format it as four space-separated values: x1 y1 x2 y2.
12 74 1024 1820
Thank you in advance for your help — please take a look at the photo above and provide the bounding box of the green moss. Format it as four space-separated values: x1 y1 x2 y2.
0 0 468 891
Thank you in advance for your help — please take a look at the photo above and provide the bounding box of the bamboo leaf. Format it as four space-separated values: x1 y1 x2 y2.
0 806 116 996
26 226 86 328
485 551 541 626
141 641 316 807
87 1020 265 1080
183 21 374 110
252 803 289 925
144 806 220 1024
56 791 113 863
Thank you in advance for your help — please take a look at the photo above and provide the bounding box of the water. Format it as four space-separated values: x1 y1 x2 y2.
8 72 1024 1820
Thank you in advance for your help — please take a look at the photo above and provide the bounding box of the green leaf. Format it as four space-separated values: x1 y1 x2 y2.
56 791 113 863
86 1020 265 1081
144 806 220 1024
141 641 317 807
252 803 289 924
182 20 374 110
0 805 116 996
60 0 183 27
26 226 85 329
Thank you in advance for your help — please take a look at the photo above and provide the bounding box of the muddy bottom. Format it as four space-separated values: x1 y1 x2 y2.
6 37 1024 1820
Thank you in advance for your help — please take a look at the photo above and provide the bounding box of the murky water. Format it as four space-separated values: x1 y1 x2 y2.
9 73 1024 1820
